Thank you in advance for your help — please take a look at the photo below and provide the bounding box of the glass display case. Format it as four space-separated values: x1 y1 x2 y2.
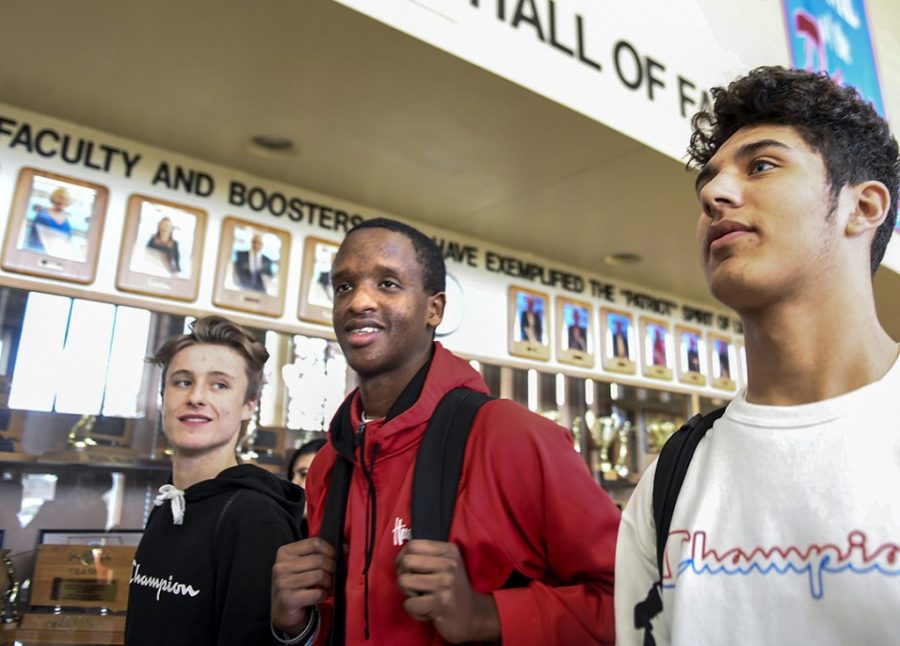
487 365 703 508
0 285 346 643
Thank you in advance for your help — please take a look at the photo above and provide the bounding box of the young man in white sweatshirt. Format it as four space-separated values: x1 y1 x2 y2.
615 66 900 646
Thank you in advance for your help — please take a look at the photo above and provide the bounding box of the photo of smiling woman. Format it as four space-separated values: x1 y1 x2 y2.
124 316 303 646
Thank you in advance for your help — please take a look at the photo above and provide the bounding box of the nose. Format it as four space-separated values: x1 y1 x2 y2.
346 283 378 314
187 382 206 407
699 170 743 220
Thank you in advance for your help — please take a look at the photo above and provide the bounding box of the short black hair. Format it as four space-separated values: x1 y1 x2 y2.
286 438 327 480
688 66 899 275
345 218 446 294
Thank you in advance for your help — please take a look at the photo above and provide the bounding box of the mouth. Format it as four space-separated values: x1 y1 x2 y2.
707 220 755 255
343 320 384 346
178 414 212 424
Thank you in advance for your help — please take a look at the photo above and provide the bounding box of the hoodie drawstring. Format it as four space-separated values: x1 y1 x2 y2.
154 484 186 525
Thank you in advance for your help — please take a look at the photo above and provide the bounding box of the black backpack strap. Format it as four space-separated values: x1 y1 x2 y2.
319 398 354 646
634 406 726 645
411 387 494 541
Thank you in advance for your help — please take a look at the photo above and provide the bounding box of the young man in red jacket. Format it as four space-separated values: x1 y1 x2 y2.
272 218 620 644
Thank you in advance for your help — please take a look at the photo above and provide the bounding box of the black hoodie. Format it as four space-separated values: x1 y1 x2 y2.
125 464 303 646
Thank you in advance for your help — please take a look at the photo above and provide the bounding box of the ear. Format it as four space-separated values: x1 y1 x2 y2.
844 180 891 237
241 398 257 422
426 291 446 329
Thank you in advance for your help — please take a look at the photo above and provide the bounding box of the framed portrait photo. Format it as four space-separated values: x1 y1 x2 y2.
708 333 737 391
116 195 206 301
556 297 594 368
508 286 550 361
675 324 707 386
213 217 291 317
1 167 108 284
298 236 339 325
600 307 637 375
639 316 674 381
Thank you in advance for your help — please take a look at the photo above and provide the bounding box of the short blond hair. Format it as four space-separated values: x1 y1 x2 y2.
150 316 269 403
49 187 72 207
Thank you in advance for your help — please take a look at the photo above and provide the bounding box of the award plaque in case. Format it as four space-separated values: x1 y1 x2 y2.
17 535 139 643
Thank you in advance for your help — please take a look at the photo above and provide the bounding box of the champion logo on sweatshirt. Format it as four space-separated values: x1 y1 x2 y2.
665 529 900 599
392 516 412 546
130 560 201 601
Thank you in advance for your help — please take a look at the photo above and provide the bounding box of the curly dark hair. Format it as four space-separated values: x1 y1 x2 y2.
688 66 899 275
344 217 446 295
150 315 269 403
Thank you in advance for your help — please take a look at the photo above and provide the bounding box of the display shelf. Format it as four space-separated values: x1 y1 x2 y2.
0 455 170 474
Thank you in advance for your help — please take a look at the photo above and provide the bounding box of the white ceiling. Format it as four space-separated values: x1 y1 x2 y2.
0 0 897 338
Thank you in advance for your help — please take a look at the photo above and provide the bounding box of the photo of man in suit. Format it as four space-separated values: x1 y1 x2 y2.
519 294 544 343
233 232 276 294
567 305 588 352
610 316 630 359
685 333 701 373
650 325 668 367
715 339 732 380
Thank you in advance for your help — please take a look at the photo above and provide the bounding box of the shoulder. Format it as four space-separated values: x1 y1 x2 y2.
620 459 656 533
216 485 289 523
214 489 299 545
476 398 571 446
466 398 584 481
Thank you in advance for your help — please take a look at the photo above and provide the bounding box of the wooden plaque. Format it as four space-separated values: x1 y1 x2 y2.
30 544 136 613
17 613 125 643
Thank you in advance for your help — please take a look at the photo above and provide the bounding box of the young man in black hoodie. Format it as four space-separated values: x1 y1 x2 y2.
125 315 303 645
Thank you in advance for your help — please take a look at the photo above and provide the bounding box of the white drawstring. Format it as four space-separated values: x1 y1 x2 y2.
154 484 186 525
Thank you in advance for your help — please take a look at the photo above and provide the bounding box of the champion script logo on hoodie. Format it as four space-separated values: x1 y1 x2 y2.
130 560 201 601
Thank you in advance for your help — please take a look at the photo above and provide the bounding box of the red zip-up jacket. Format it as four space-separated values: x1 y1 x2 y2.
306 343 619 644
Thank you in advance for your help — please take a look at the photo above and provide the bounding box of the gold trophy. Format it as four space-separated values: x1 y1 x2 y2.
589 415 618 474
570 416 583 453
0 549 20 625
42 414 138 465
613 419 632 478
647 419 677 453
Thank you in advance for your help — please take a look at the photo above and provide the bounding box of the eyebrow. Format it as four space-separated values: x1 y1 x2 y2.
694 138 792 194
331 263 405 283
169 369 235 380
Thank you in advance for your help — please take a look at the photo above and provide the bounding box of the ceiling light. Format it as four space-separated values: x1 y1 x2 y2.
247 136 297 158
604 252 642 266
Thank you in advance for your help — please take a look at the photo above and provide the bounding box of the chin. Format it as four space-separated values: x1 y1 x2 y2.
709 271 773 313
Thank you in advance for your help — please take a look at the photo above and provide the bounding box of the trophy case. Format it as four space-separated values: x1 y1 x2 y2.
0 285 350 643
479 363 708 508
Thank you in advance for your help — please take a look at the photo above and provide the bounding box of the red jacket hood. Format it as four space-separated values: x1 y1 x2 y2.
331 342 488 461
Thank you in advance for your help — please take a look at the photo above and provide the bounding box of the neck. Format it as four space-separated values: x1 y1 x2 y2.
740 284 897 405
171 449 239 490
357 345 432 419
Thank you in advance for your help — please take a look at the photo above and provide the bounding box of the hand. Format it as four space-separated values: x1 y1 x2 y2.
395 540 500 643
271 538 334 635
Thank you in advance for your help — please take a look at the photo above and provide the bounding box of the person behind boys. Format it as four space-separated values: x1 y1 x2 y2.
271 217 620 644
286 438 327 537
615 66 900 645
125 315 303 646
